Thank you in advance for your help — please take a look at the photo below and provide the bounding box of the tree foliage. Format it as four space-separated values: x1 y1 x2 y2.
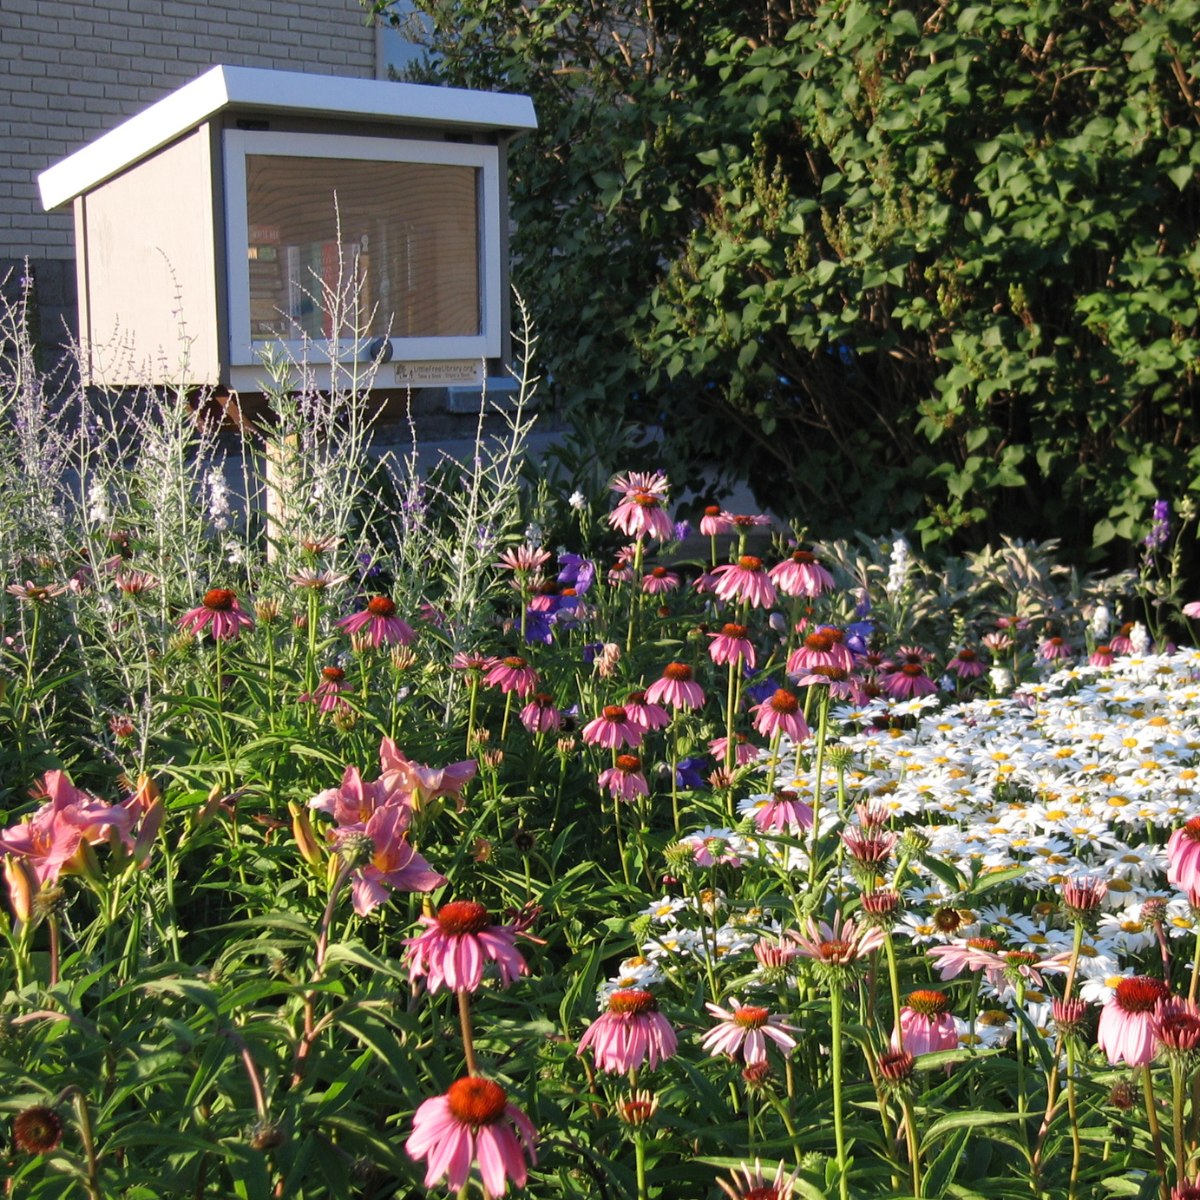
375 0 1200 556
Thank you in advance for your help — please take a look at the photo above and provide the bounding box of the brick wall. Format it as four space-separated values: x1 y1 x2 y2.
0 0 378 263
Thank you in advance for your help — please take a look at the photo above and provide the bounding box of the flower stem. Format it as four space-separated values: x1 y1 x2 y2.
830 984 849 1200
1143 1063 1169 1200
806 690 830 899
901 1096 921 1196
55 1087 101 1200
635 1130 648 1200
1066 1040 1081 1200
48 917 59 987
724 657 739 779
1173 1063 1187 1194
883 932 903 1047
765 729 782 796
458 989 478 1076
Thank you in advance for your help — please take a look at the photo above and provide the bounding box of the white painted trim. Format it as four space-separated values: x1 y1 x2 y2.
38 64 537 210
223 130 502 366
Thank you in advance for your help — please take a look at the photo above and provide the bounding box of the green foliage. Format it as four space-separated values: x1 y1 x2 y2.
376 0 1200 555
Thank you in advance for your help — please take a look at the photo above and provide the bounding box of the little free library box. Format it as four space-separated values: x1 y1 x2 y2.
38 65 538 392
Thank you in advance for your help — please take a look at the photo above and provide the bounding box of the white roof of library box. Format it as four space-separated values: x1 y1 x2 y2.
39 64 538 210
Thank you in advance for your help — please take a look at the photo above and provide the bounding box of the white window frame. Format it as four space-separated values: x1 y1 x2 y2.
223 129 501 365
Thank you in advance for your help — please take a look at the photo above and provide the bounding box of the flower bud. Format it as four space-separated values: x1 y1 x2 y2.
337 831 376 870
13 1105 64 1154
3 855 36 924
878 1049 915 1092
741 1060 774 1092
615 1089 659 1127
289 802 325 868
826 745 855 771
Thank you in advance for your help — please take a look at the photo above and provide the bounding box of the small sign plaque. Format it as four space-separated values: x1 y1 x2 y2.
394 360 482 387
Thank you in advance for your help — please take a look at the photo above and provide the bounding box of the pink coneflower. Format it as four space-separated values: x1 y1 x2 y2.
982 631 1014 654
791 911 885 968
1111 622 1136 654
114 569 159 596
6 580 67 603
622 691 671 731
855 802 888 830
962 947 1071 999
753 790 814 833
608 557 635 584
451 651 501 675
710 734 760 766
925 937 1005 981
598 754 650 802
336 596 415 648
786 629 854 675
642 566 681 594
708 623 756 668
495 544 552 574
1168 818 1200 892
842 828 897 871
287 567 351 590
686 831 742 867
754 938 799 973
880 655 937 699
582 705 643 749
693 570 721 595
896 990 957 1055
609 472 673 540
861 890 902 927
946 647 984 678
769 550 834 598
484 655 539 697
795 666 862 701
702 999 800 1064
645 663 705 711
1152 997 1200 1058
1062 875 1107 919
405 900 529 993
406 1076 536 1197
577 989 677 1073
335 806 446 915
178 588 255 640
750 689 810 742
299 666 353 713
700 505 733 536
716 1160 799 1200
1098 976 1170 1066
728 512 773 529
1039 636 1072 661
1089 644 1115 667
519 693 562 734
711 555 777 608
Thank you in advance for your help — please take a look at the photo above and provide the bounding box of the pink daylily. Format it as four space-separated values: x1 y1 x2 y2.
0 770 135 885
334 805 447 916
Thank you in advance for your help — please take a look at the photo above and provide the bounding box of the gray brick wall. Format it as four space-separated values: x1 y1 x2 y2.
0 0 377 261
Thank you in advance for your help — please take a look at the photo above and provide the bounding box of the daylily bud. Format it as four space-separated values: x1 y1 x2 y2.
288 802 324 868
3 855 36 924
195 783 224 829
134 773 161 812
132 798 165 869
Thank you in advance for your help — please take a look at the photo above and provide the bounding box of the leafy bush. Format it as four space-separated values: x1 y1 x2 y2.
377 0 1200 558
